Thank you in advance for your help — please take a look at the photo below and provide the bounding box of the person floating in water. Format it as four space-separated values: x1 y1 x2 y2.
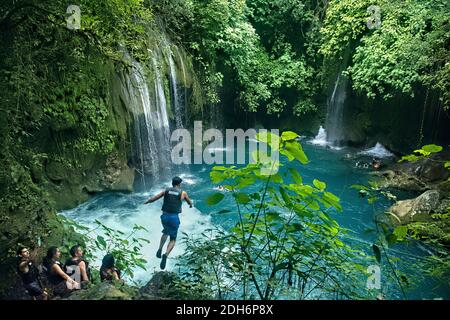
17 247 48 300
144 176 193 270
372 157 382 170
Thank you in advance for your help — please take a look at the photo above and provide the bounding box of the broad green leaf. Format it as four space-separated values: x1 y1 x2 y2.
313 179 326 191
281 131 298 141
413 149 430 156
210 171 226 183
271 173 284 183
393 225 408 241
279 186 292 207
307 200 320 211
97 235 107 249
399 154 420 163
284 141 308 164
421 144 442 153
205 192 225 205
234 193 251 205
236 176 255 189
322 192 342 211
289 168 303 185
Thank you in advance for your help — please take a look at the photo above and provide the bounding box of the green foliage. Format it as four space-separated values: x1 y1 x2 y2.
155 0 321 115
205 193 225 206
58 215 149 280
321 0 450 105
178 131 368 299
400 144 444 162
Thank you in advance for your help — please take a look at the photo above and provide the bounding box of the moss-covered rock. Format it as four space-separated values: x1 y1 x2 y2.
67 281 138 300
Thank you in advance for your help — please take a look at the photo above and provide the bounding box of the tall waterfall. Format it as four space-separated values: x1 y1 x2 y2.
174 46 189 125
325 72 348 146
168 50 183 129
118 41 190 187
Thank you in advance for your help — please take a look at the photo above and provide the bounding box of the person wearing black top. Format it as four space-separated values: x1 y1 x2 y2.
43 246 79 297
65 245 91 284
100 253 121 282
16 247 48 300
144 176 193 270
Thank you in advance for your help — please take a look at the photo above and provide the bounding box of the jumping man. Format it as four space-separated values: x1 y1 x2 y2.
144 176 193 270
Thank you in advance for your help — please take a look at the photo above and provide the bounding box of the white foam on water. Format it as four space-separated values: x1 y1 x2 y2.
309 126 344 150
358 142 395 158
177 173 199 185
310 126 328 147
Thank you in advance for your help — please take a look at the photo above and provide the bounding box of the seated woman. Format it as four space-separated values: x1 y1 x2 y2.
100 253 121 282
64 245 91 285
43 246 79 297
16 247 48 300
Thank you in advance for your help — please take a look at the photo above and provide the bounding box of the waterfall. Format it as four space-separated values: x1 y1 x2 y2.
175 46 189 125
117 35 192 187
123 60 160 182
167 50 183 129
325 72 348 146
310 126 328 146
151 55 172 174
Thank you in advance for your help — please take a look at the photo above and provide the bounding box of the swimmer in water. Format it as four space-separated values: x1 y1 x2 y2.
372 158 382 170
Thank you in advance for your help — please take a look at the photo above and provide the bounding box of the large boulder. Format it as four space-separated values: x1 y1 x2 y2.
139 271 179 300
67 281 137 300
376 170 428 192
388 190 441 224
139 271 212 300
416 158 450 183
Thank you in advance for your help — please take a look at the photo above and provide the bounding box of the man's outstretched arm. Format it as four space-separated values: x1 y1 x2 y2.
182 191 193 208
144 191 165 204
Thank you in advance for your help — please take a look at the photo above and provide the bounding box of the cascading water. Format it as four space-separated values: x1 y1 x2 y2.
310 126 328 147
168 50 183 129
120 42 191 186
174 46 189 125
325 72 348 146
120 60 159 183
151 55 172 175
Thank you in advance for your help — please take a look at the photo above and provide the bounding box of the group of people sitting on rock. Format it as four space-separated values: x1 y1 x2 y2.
16 245 121 300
